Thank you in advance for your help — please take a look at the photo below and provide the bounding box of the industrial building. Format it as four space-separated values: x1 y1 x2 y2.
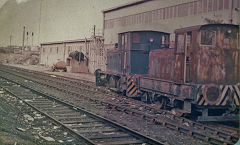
40 0 239 74
40 36 105 74
102 0 239 48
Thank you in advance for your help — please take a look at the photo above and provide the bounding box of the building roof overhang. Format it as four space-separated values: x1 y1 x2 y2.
102 0 151 14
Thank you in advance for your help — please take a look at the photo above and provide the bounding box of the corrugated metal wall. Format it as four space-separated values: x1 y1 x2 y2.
103 0 239 46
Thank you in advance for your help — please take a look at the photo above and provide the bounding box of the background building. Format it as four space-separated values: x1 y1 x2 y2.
40 36 106 74
103 0 239 49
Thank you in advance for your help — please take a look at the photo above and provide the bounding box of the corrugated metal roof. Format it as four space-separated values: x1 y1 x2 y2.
65 38 91 43
41 41 64 46
102 0 151 13
41 35 104 46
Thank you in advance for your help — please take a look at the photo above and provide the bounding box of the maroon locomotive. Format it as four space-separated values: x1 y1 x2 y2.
96 24 239 121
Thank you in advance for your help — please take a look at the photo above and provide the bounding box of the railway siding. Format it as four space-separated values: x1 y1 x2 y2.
0 64 238 145
0 86 85 145
0 75 164 145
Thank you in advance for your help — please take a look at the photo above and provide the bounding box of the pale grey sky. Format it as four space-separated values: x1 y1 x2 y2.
0 0 8 8
0 0 136 47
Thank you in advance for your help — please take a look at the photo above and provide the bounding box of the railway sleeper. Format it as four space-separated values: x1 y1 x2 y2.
87 132 130 140
0 67 236 145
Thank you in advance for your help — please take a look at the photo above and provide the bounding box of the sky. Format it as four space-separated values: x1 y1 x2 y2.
0 0 8 8
0 0 136 47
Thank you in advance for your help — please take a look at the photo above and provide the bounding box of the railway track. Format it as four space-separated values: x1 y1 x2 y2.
0 64 239 145
0 77 163 145
0 86 86 144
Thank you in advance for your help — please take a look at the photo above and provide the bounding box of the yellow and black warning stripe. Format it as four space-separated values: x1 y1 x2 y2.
216 85 230 106
126 75 139 97
196 86 206 105
230 85 240 106
196 85 240 106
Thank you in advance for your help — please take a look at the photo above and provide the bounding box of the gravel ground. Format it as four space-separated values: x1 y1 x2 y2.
0 89 89 145
0 65 209 145
66 98 207 145
5 64 95 83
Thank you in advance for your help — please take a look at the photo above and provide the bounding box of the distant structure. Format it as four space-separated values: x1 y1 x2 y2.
40 0 239 74
102 0 239 49
0 45 22 54
0 45 38 54
40 36 105 74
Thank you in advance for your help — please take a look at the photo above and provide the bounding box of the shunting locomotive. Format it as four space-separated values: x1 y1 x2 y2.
96 24 239 121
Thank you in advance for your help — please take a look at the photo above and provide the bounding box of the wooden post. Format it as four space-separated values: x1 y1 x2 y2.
22 26 25 53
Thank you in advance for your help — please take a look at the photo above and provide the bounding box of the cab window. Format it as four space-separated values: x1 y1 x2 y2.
200 30 216 46
177 34 184 53
161 34 169 48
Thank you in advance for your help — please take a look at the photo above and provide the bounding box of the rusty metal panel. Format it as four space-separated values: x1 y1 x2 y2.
149 48 175 81
140 77 170 93
196 48 239 84
129 50 149 75
191 30 199 83
139 76 196 99
106 50 123 74
195 25 239 84
174 24 239 84
174 54 184 83
70 59 89 73
139 77 172 95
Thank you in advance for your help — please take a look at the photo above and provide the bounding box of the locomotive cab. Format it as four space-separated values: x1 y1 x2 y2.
174 24 239 84
174 24 239 121
96 31 170 95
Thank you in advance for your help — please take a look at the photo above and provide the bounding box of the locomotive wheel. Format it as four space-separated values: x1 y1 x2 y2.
156 97 167 110
116 78 121 90
108 76 116 88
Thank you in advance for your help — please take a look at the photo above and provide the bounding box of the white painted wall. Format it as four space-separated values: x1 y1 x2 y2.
40 43 65 66
40 37 106 73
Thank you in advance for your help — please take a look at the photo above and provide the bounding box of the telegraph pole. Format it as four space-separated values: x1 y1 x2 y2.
9 35 12 47
93 25 96 37
26 31 29 50
38 0 43 45
9 35 12 61
22 26 25 53
32 32 34 50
